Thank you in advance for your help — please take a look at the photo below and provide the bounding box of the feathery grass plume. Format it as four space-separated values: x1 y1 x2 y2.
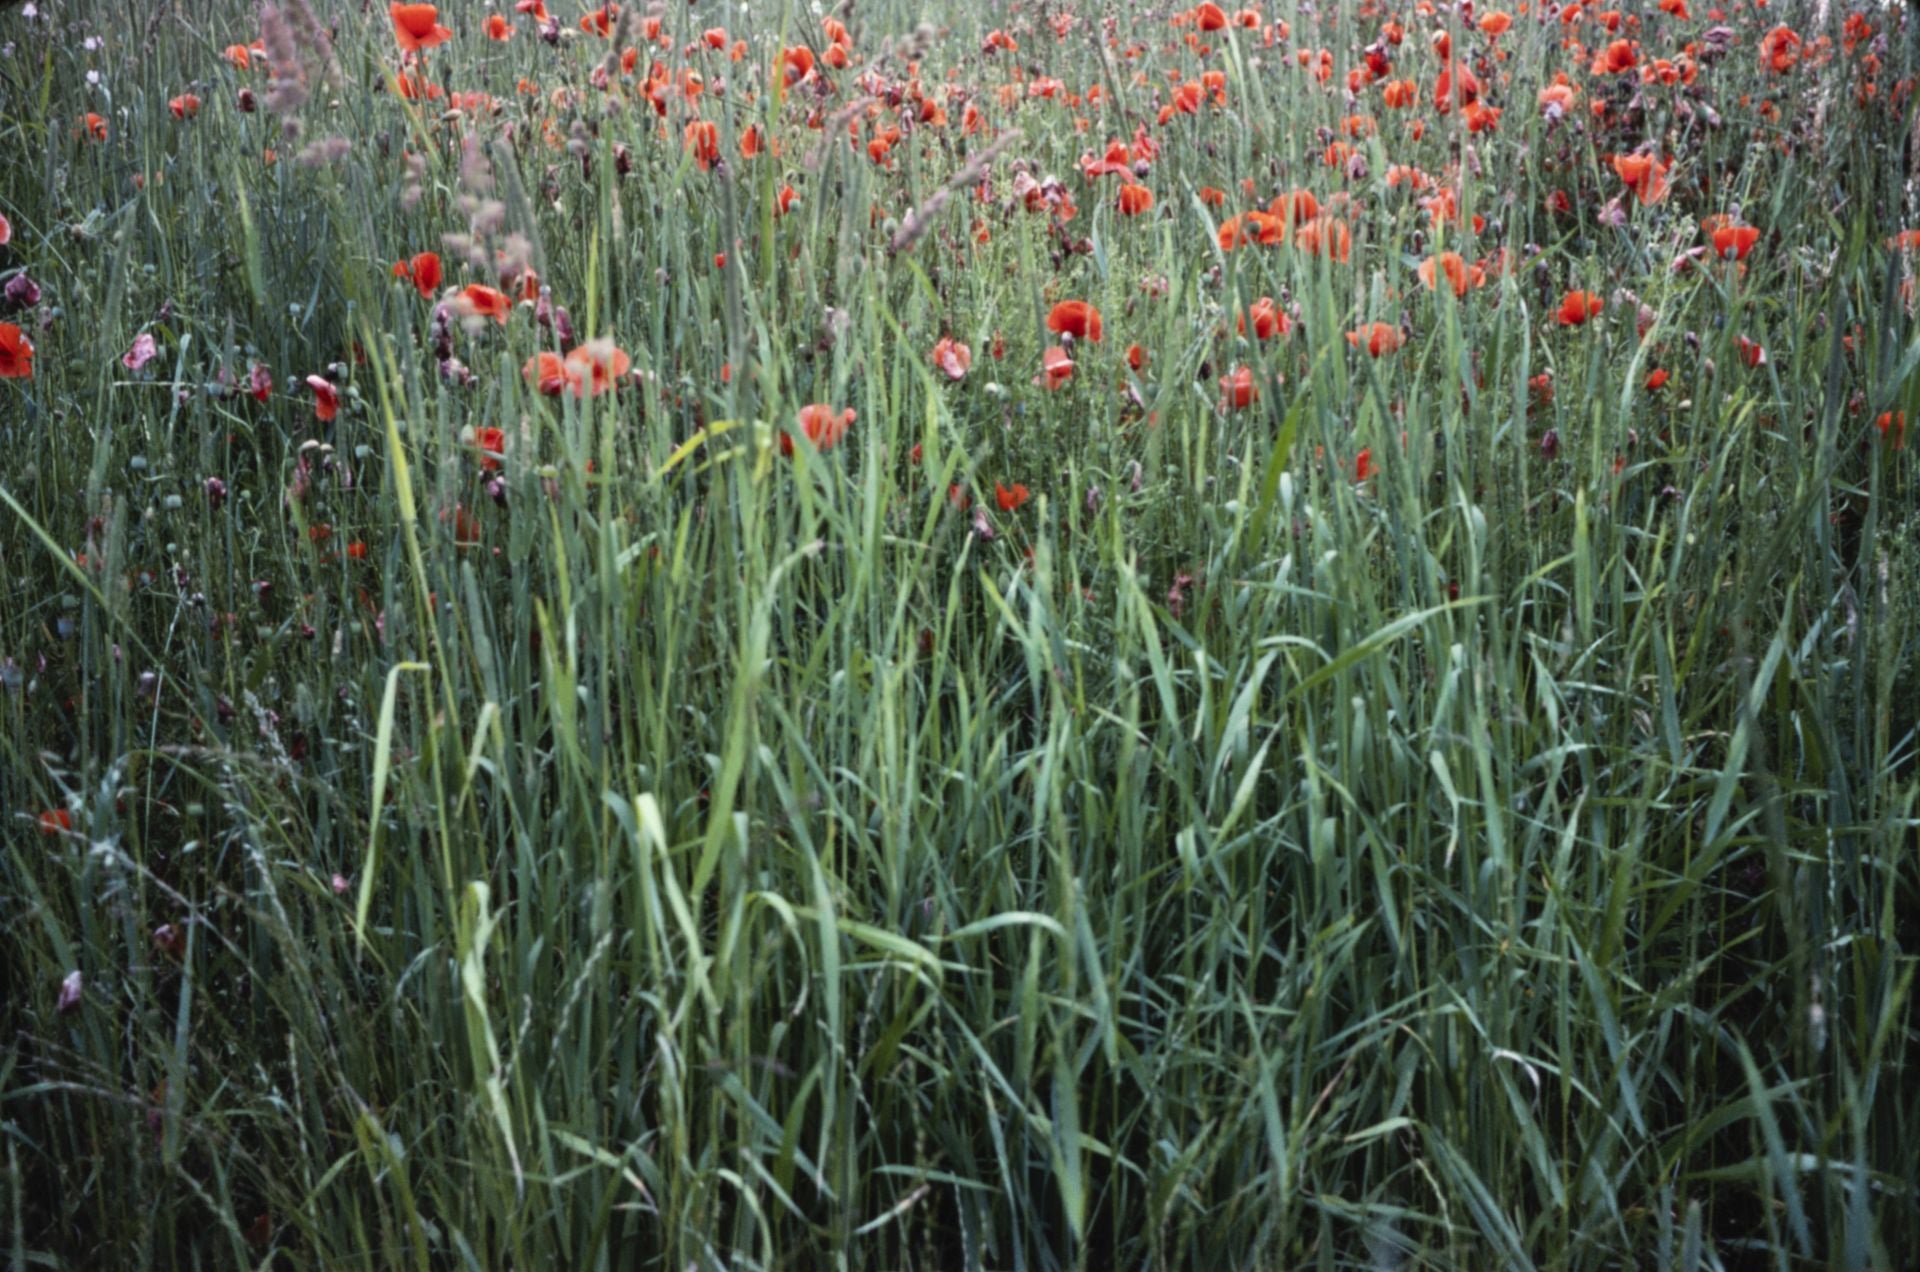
293 136 350 168
282 0 340 89
258 2 308 129
889 132 1024 255
802 95 880 173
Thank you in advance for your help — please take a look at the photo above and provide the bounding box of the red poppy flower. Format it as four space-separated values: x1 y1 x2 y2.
1127 344 1147 372
523 351 576 397
1117 184 1154 216
473 426 506 470
1759 25 1802 73
394 250 442 298
0 323 34 379
1347 322 1403 357
1418 252 1482 297
1046 300 1103 342
781 46 816 89
684 120 719 169
168 94 202 119
784 403 855 455
38 809 72 835
1294 215 1351 262
1711 224 1760 261
1195 3 1229 31
1238 297 1290 340
1355 448 1376 482
1735 336 1767 368
0 213 10 246
459 284 511 325
564 340 632 397
306 375 339 422
1645 368 1670 391
995 482 1031 512
1220 366 1258 409
484 14 512 40
1557 290 1603 326
1875 410 1907 449
390 3 452 53
1611 153 1671 204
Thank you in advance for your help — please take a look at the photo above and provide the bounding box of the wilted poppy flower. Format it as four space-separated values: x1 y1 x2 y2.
1046 300 1103 342
995 481 1031 511
83 113 109 141
1538 82 1579 118
169 94 202 120
1347 322 1403 357
1037 345 1074 389
122 332 159 371
931 336 972 381
563 339 632 396
249 362 273 403
1557 290 1603 326
306 374 339 421
0 323 34 379
459 284 512 325
390 3 452 52
1735 335 1767 368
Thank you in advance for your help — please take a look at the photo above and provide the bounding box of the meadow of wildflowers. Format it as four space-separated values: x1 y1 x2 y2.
1 0 1917 1265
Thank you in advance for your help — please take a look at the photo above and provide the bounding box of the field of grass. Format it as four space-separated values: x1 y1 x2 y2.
2 0 1918 1266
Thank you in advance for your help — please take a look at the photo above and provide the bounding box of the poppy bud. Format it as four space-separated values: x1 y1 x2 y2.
57 970 83 1015
1540 429 1560 460
237 88 257 113
3 274 41 312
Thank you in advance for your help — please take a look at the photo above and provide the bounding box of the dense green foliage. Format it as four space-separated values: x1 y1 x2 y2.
2 0 1917 1265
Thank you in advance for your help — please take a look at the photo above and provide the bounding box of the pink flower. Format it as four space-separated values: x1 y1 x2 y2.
122 332 158 371
931 336 973 382
57 970 83 1015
